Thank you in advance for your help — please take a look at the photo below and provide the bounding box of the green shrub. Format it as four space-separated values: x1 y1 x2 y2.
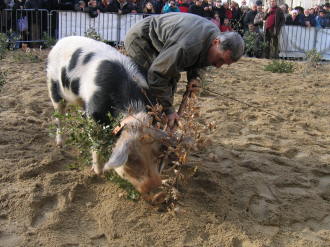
243 31 266 58
305 49 322 68
0 33 7 59
42 32 57 48
6 30 21 50
264 60 295 73
12 50 42 63
0 30 22 59
84 27 103 41
52 105 140 200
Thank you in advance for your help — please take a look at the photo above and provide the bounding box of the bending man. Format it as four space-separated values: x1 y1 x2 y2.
125 12 244 127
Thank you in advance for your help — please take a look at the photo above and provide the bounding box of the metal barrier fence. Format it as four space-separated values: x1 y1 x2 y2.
279 25 330 60
1 9 330 59
0 9 153 46
0 9 49 46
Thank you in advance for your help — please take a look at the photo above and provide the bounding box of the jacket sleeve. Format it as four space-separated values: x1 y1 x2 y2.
148 44 198 115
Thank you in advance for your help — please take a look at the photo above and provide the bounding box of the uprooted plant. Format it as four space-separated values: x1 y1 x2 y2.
51 106 142 201
50 76 213 209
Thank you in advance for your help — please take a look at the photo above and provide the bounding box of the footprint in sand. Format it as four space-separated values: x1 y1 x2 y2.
30 195 58 227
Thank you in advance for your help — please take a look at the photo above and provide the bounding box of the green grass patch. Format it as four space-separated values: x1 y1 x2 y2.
12 50 42 63
264 60 295 73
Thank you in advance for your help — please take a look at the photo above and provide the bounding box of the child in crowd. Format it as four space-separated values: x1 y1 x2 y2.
143 1 156 14
162 0 180 13
220 17 232 32
211 13 221 30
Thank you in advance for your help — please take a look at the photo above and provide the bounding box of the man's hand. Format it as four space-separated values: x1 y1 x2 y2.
187 78 201 95
167 112 180 129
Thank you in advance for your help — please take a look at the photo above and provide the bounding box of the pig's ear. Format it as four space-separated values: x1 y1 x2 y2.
103 134 131 171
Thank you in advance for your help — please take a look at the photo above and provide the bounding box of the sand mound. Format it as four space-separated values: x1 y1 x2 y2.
0 51 329 247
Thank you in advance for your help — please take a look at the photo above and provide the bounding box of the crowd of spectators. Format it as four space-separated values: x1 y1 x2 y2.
1 0 330 29
1 0 330 55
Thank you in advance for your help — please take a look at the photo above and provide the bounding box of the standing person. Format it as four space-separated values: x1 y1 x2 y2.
128 0 141 13
99 0 112 12
279 3 290 22
315 9 330 28
201 0 213 19
254 4 265 32
211 12 221 30
177 0 189 12
302 8 316 27
243 4 258 32
213 0 226 23
188 0 204 17
162 0 180 13
285 9 304 26
85 0 101 17
220 17 232 31
230 1 242 32
143 1 156 14
124 13 244 127
109 0 131 14
0 0 6 10
223 2 232 20
263 0 285 59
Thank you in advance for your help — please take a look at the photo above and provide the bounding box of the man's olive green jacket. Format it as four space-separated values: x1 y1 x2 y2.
125 12 220 114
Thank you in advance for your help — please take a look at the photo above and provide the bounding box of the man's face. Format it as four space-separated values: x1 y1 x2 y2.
196 0 202 6
257 5 262 12
215 1 221 7
270 0 277 8
207 39 234 68
252 4 257 11
146 2 152 9
248 24 255 32
91 0 97 6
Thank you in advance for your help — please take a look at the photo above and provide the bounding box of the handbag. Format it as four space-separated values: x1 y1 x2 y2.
17 16 28 32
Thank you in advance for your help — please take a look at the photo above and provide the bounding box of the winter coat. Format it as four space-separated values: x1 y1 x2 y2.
188 4 204 17
124 12 220 114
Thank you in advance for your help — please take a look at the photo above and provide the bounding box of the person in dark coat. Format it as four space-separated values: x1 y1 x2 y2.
264 0 285 59
212 0 226 23
99 0 113 12
302 8 316 27
0 0 6 10
189 0 204 17
201 0 213 19
140 0 163 14
285 9 305 26
109 0 131 14
243 4 257 32
125 13 244 127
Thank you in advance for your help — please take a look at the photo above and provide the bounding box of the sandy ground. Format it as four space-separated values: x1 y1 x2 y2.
0 50 330 247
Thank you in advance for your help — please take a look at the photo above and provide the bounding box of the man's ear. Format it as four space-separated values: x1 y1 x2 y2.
213 39 220 49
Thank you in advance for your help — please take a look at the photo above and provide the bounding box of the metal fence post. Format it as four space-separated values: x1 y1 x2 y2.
117 14 121 46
